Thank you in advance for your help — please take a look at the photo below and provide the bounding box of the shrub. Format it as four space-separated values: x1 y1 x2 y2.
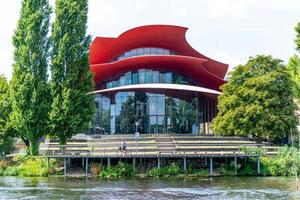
3 166 18 176
0 168 4 176
260 147 300 176
18 157 48 177
90 163 100 176
189 169 209 177
0 159 8 170
99 162 134 178
149 163 181 178
239 164 256 176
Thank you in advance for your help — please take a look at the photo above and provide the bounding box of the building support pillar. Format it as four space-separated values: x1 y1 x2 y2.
209 157 213 176
183 157 187 171
234 157 237 175
157 157 161 169
257 157 260 175
205 157 207 166
107 158 111 168
64 158 67 177
133 158 136 171
85 157 89 177
82 158 84 167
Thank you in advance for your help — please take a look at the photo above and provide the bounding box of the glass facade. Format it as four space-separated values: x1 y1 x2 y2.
103 69 198 89
92 91 217 135
110 47 177 62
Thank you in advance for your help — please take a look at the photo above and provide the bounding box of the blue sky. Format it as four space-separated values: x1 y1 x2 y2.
1 0 300 79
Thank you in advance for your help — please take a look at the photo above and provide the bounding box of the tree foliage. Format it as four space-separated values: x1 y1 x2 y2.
213 55 298 142
0 75 14 155
49 0 95 144
286 54 300 100
9 0 51 155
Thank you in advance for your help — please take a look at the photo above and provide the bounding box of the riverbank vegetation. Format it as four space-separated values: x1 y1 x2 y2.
0 156 58 177
0 148 300 178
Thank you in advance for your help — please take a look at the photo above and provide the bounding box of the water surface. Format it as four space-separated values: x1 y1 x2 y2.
0 176 299 199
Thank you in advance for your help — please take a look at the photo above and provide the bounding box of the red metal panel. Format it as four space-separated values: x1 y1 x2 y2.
90 25 228 91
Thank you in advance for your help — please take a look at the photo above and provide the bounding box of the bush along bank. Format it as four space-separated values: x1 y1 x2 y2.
0 156 59 177
1 147 300 178
218 146 300 177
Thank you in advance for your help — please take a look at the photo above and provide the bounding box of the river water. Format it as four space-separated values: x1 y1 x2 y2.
0 176 299 199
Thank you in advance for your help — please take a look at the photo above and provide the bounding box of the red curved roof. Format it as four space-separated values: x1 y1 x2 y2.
90 25 228 91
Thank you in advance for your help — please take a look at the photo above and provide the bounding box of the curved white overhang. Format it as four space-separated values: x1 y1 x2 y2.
91 83 221 96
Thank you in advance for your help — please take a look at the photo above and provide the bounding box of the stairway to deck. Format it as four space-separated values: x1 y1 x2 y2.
39 134 277 157
155 134 176 154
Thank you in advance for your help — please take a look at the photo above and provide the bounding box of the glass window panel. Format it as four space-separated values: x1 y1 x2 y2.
125 72 131 85
132 72 138 84
157 48 163 54
150 48 157 55
163 49 170 55
131 49 137 57
110 104 116 116
157 116 164 125
165 72 172 83
139 69 146 84
137 48 143 56
159 73 165 83
144 48 150 55
112 81 118 87
150 116 156 125
119 76 125 86
124 51 130 58
152 71 159 83
149 96 157 115
146 70 153 83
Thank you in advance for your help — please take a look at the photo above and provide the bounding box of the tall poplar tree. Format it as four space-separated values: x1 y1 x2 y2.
50 0 95 144
10 0 51 155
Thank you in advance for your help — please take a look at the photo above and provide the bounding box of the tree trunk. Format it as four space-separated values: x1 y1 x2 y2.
59 136 67 145
29 139 39 156
21 136 30 147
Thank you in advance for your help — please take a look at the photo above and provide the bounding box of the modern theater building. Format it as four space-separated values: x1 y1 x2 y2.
90 25 228 135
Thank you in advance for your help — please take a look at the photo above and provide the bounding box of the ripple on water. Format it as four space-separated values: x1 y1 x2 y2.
0 177 300 200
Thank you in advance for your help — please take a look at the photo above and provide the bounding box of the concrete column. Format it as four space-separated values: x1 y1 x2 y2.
85 157 89 177
257 157 260 175
157 157 161 169
209 157 213 176
205 157 207 166
100 158 103 166
183 157 187 171
107 158 111 168
64 158 67 177
82 158 84 167
234 157 237 175
68 158 70 165
133 158 136 171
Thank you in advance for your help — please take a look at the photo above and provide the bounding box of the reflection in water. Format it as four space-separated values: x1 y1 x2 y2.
0 177 299 200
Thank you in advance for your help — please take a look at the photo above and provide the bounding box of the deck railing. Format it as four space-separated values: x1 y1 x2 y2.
39 142 275 157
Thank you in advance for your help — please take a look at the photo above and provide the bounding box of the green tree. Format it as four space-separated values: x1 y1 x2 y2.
286 54 300 100
9 0 51 155
213 55 298 143
295 22 300 52
49 0 95 144
0 75 15 155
